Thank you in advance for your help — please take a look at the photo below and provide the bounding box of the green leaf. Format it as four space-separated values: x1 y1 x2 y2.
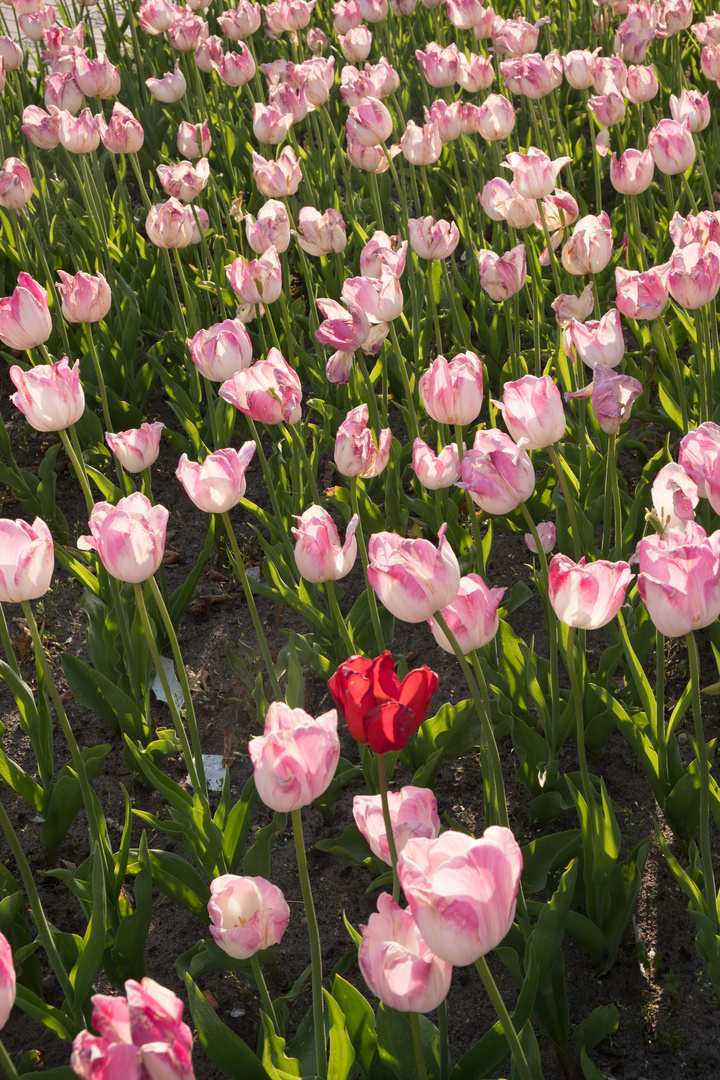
332 976 390 1080
243 813 287 878
222 776 259 873
108 832 153 984
13 984 78 1040
521 831 582 896
127 849 210 919
572 1005 619 1055
316 825 375 866
41 745 112 861
70 846 107 1008
376 1006 439 1080
185 973 273 1079
62 654 149 742
325 988 355 1080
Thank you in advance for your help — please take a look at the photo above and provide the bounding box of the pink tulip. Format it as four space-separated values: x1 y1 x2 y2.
0 272 52 351
316 298 370 352
18 6 54 41
551 285 595 326
145 198 195 249
693 14 720 46
0 157 33 210
655 0 693 38
648 118 695 176
0 517 54 603
294 207 346 256
669 211 720 250
354 787 440 864
226 246 282 305
0 37 23 71
679 422 720 499
566 308 624 370
72 51 120 97
342 273 403 324
213 44 255 86
588 84 626 128
563 48 600 89
56 270 111 324
428 573 505 654
138 0 182 33
478 178 537 229
333 0 362 33
667 242 720 309
106 422 164 474
562 212 614 275
419 352 484 427
398 827 523 966
21 105 60 149
502 146 571 200
457 51 493 92
411 439 461 490
549 554 631 629
525 521 556 555
347 97 393 147
156 158 209 203
400 119 442 165
44 71 83 114
291 505 358 582
609 147 654 194
188 319 252 382
248 702 340 812
339 25 373 62
177 119 211 159
10 357 83 432
146 61 187 102
357 0 388 18
56 108 100 153
407 216 459 261
300 55 335 103
0 932 15 1030
194 34 224 71
251 147 302 198
423 100 461 144
168 10 208 50
500 52 555 98
176 444 255 513
637 526 720 636
360 231 407 278
95 102 144 153
218 1 261 38
614 6 656 62
208 875 289 960
495 374 565 449
334 404 392 477
568 366 643 434
701 43 720 81
415 41 460 87
359 893 452 1012
593 55 628 93
77 493 168 583
71 979 194 1080
446 0 485 29
459 429 535 515
492 16 539 55
615 264 669 319
651 463 698 532
477 245 527 302
325 350 354 384
624 63 658 102
242 200 289 256
267 85 306 125
219 349 302 425
669 89 710 133
472 94 516 142
252 102 293 145
260 58 299 87
368 523 461 622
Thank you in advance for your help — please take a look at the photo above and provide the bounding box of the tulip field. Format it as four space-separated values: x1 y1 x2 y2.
3 0 720 1073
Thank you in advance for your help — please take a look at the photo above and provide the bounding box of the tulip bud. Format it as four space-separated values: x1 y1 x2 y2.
648 117 695 176
419 352 484 426
10 358 84 431
525 521 556 555
494 374 565 449
177 119 211 158
106 422 165 474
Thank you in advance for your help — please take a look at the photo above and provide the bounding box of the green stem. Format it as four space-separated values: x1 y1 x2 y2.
355 351 383 441
291 808 327 1079
658 315 689 431
58 427 94 514
0 602 20 677
655 630 668 789
388 322 419 440
537 200 562 297
107 575 142 706
0 1038 19 1080
438 999 449 1080
409 1012 429 1080
349 478 385 655
246 418 297 567
455 425 485 577
517 501 559 747
84 320 113 434
250 953 280 1030
566 625 595 820
325 579 356 656
686 631 718 927
547 445 582 562
284 422 320 505
503 297 520 380
694 309 709 426
425 260 443 355
602 432 615 560
376 752 400 902
474 956 533 1080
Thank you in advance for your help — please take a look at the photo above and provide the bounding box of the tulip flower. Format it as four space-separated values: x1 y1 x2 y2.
457 51 493 92
0 157 33 210
226 247 282 306
219 349 302 425
566 308 625 370
0 37 23 71
213 44 255 86
77 494 168 583
446 0 484 28
357 0 388 19
208 875 290 960
145 198 194 248
71 979 194 1080
291 505 358 582
492 16 539 55
502 147 571 200
615 264 669 319
360 232 407 278
0 272 52 351
637 527 720 637
45 72 83 114
669 211 720 250
419 352 484 426
73 51 121 97
157 158 210 203
477 246 527 302
548 554 631 629
679 422 720 500
669 89 711 133
177 119 211 159
367 523 461 623
21 105 60 149
415 41 461 86
195 37 225 73
316 298 370 352
251 147 302 198
588 83 627 128
624 63 658 102
459 429 535 515
648 118 695 176
411 440 461 490
478 178 537 229
500 52 559 98
294 207 347 256
552 285 595 326
334 404 392 478
55 107 100 153
138 0 182 33
168 11 208 50
400 119 442 165
656 0 693 38
342 273 403 324
408 216 459 260
249 702 340 812
333 0 362 33
609 147 654 195
346 97 394 147
145 61 187 102
0 932 15 1029
568 367 643 434
562 212 614 275
494 374 565 449
339 25 373 62
188 319 253 381
10 357 85 432
701 43 720 81
472 94 516 141
398 827 523 967
56 270 111 324
563 48 600 89
593 55 628 93
0 517 54 603
329 651 438 752
95 102 144 153
354 787 440 864
525 521 556 555
244 200 290 254
106 422 165 474
651 463 698 533
667 242 720 309
176 443 256 513
693 14 720 45
423 100 461 144
18 7 55 41
427 573 505 655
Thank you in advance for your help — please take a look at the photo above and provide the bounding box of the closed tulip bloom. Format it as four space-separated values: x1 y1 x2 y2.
249 702 340 812
145 198 195 248
693 14 720 45
329 651 438 752
360 231 407 279
0 933 15 1029
447 0 485 28
566 308 624 370
168 10 208 50
176 443 255 513
679 422 720 499
408 216 459 260
563 48 599 89
146 62 186 103
177 119 211 159
651 463 698 533
295 207 347 256
593 54 628 93
226 246 282 305
267 83 307 125
0 273 52 351
624 63 658 103
334 403 392 478
56 270 111 323
77 493 168 583
656 0 693 38
368 523 461 623
292 505 358 582
637 527 720 637
219 349 302 425
428 573 505 654
495 374 565 449
474 94 515 141
609 147 654 194
355 787 440 865
398 827 522 967
499 53 555 98
95 102 144 153
346 97 393 147
218 2 261 38
579 366 643 434
73 51 120 97
21 105 60 149
342 273 403 324
492 16 539 55
252 102 293 145
333 0 362 33
669 89 710 133
525 520 556 555
477 245 527 302
0 517 54 603
188 319 252 382
213 45 255 86
549 553 631 629
457 51 493 92
45 71 83 114
411 439 461 490
106 422 164 474
667 242 720 309
339 25 372 62
242 201 288 256
459 429 535 515
701 43 720 81
57 107 100 153
137 0 182 33
208 875 289 960
194 37 226 72
615 264 669 319
251 147 302 198
648 118 695 176
0 157 33 210
157 158 209 203
562 212 613 275
588 83 626 128
423 100 461 144
400 119 442 165
357 0 388 18
502 147 571 200
419 352 484 426
478 178 536 229
415 41 461 87
0 37 23 71
18 6 54 41
359 893 452 1013
10 357 84 431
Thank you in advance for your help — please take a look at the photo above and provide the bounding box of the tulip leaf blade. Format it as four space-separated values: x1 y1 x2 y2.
185 973 273 1079
324 988 355 1080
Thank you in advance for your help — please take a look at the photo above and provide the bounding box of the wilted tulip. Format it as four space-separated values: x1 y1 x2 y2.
637 527 720 636
208 875 289 960
334 404 392 478
77 493 168 583
219 349 302 425
249 702 340 812
495 374 565 449
106 422 164 474
428 573 506 654
548 553 631 629
459 429 535 515
0 518 54 603
648 118 695 176
176 444 256 513
145 61 187 102
477 245 527 302
368 523 461 623
411 440 461 490
56 270 110 323
419 352 484 426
